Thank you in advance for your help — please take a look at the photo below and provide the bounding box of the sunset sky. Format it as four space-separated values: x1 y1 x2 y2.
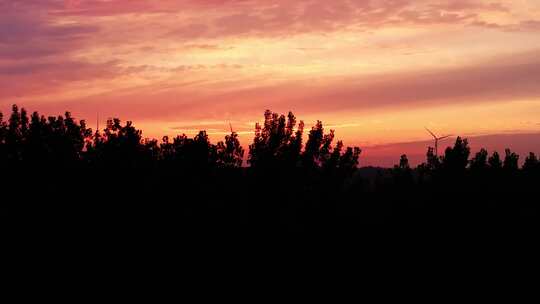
1 0 540 166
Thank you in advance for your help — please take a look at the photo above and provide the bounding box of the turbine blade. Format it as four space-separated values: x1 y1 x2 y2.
425 127 437 139
438 135 452 140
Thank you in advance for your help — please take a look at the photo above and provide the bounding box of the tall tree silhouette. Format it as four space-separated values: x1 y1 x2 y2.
302 120 325 168
249 110 304 168
247 110 360 174
281 113 304 167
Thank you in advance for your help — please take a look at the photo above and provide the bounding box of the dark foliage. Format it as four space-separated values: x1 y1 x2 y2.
1 105 539 238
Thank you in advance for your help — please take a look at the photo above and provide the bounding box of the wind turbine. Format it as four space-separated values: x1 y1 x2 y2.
425 127 452 156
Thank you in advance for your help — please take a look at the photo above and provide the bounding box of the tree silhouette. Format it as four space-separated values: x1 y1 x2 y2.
397 154 410 170
161 132 212 169
0 112 7 166
5 105 26 164
503 148 519 172
216 131 244 168
302 120 325 168
442 137 470 173
249 110 304 168
488 151 503 170
96 118 145 168
338 146 361 174
425 147 440 171
0 105 92 168
523 152 539 172
247 110 360 172
393 154 414 188
470 148 488 172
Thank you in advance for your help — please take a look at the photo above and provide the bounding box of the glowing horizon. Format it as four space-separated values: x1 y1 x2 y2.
2 0 540 166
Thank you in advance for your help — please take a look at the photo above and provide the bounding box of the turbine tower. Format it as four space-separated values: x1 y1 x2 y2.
425 127 452 156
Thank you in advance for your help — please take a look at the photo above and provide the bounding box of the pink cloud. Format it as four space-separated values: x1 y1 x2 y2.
0 60 121 99
8 48 540 125
5 0 525 41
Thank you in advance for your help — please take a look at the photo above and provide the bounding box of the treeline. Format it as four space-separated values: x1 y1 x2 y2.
391 137 540 184
0 106 359 174
2 105 539 233
2 105 539 175
381 136 540 199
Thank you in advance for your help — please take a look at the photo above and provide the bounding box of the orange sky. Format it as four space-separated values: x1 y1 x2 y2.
1 0 540 166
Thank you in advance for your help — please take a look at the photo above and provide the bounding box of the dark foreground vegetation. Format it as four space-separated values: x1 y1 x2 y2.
1 105 539 238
